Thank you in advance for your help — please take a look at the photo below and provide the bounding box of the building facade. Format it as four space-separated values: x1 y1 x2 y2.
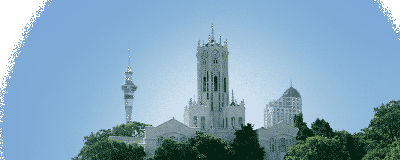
264 83 302 129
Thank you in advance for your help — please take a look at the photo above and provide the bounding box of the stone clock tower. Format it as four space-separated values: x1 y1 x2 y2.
197 24 229 109
184 24 245 132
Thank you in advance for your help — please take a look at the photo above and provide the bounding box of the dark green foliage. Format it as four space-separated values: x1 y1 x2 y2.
334 130 367 160
73 121 152 159
188 132 229 160
384 137 400 160
229 123 265 160
311 118 334 138
150 131 228 160
149 138 200 160
293 112 314 141
113 121 152 137
76 138 146 160
360 100 400 159
284 135 350 160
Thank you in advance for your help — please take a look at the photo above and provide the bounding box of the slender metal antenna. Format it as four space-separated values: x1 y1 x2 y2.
128 48 131 67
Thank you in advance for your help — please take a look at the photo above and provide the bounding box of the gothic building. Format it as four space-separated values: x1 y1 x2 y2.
110 24 298 160
183 23 245 133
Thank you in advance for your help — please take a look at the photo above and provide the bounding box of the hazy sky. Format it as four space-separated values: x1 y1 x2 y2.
2 0 400 159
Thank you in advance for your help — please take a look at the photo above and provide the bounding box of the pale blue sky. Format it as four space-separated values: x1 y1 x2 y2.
3 0 400 159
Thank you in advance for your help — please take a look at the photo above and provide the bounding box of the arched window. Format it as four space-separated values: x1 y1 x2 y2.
214 76 218 91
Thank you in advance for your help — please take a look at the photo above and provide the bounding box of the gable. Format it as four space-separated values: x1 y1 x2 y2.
145 118 200 139
257 122 298 140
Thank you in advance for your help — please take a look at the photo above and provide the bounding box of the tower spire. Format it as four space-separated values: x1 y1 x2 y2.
128 49 131 66
211 23 215 43
121 50 138 123
231 89 235 105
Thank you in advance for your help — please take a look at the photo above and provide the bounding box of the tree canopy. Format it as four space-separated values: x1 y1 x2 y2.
333 130 367 160
150 131 228 160
285 135 350 160
188 132 229 160
311 118 334 138
293 112 314 141
73 121 152 160
149 138 200 160
360 100 400 159
75 138 146 160
229 123 265 160
384 137 400 160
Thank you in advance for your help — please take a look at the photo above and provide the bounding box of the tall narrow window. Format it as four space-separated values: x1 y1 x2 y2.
224 78 226 92
203 77 206 92
201 116 206 130
207 93 209 100
226 117 228 128
281 138 286 152
239 117 243 127
194 116 198 127
211 102 213 111
158 136 164 146
231 117 236 129
214 76 218 91
271 138 275 152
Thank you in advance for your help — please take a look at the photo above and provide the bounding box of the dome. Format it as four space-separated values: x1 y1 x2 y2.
282 86 301 98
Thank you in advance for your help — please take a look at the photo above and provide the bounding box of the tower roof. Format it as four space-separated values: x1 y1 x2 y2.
282 86 301 98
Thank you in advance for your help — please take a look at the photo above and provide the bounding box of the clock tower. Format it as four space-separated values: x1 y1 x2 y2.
196 24 230 129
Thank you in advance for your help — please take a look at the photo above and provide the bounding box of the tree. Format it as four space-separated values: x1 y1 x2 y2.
284 135 350 160
229 123 265 160
76 138 146 160
384 137 400 160
188 132 229 160
334 130 367 160
73 121 152 159
311 118 334 138
113 121 152 137
293 112 314 141
360 100 400 159
149 131 228 160
149 138 201 160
